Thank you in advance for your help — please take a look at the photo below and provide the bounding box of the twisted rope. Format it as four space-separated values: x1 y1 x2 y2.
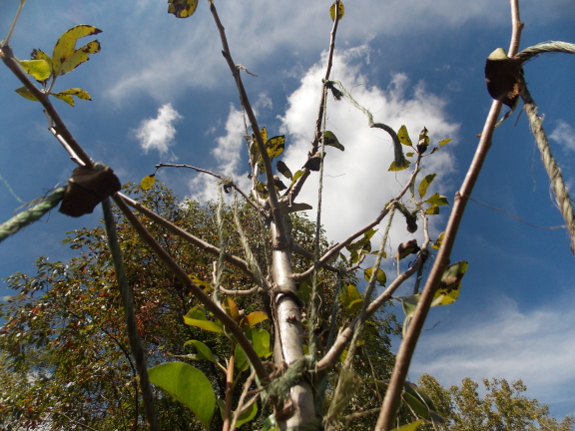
516 41 575 63
521 83 575 253
0 187 65 244
101 197 158 429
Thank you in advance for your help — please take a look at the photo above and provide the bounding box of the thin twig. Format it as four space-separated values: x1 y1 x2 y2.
374 1 523 429
208 0 287 247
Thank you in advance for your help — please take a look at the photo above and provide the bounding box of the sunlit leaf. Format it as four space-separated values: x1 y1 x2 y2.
432 261 468 306
364 267 386 286
340 284 363 315
223 297 240 323
388 159 410 171
14 85 40 102
425 193 449 206
397 125 413 147
183 306 223 333
324 131 345 151
246 327 272 358
50 88 92 107
189 274 212 292
418 174 437 199
246 311 268 328
425 204 439 215
168 0 199 18
52 25 102 77
329 1 345 21
431 231 445 250
439 138 452 147
140 174 156 191
31 49 53 75
266 135 285 160
17 59 51 81
51 92 74 106
148 362 215 429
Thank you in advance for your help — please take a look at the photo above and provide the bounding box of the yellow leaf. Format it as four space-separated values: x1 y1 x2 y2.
439 138 452 147
329 1 345 21
391 419 424 431
51 92 75 106
397 125 413 147
59 40 101 76
52 25 102 77
140 174 156 190
388 159 410 171
266 135 285 159
17 59 51 81
51 88 92 106
168 0 199 18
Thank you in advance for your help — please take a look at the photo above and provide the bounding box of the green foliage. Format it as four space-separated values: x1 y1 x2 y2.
418 374 575 431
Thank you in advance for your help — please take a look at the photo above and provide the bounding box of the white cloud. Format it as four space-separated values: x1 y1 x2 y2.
279 48 459 248
134 103 182 155
187 105 251 202
550 120 575 152
411 296 575 413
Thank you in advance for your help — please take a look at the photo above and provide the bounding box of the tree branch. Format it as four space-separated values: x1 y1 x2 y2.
0 45 93 168
112 193 270 385
374 1 523 429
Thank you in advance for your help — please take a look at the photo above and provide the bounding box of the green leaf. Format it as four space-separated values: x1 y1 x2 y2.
183 306 223 333
290 170 304 187
14 86 40 102
246 327 272 359
391 419 424 431
260 414 280 431
183 340 217 363
17 59 51 81
235 343 249 372
340 284 363 315
246 311 268 327
399 294 419 319
168 0 199 18
235 400 258 428
418 174 437 199
397 125 413 147
52 25 102 77
276 160 292 179
140 174 156 191
406 152 415 157
403 390 429 419
329 1 345 21
364 267 386 286
425 193 449 206
324 131 345 151
266 135 285 160
148 362 215 430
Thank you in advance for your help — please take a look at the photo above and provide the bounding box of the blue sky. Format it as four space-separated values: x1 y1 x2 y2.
1 0 575 420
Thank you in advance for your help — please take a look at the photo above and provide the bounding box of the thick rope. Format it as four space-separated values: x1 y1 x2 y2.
515 41 575 63
0 187 65 244
101 197 158 430
520 84 575 254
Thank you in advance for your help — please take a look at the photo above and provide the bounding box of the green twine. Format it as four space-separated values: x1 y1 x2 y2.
101 198 158 430
0 187 65 244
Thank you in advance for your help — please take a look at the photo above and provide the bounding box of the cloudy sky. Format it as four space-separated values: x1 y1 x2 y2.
1 0 575 420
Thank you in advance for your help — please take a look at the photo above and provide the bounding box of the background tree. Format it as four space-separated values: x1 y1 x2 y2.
418 374 575 431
